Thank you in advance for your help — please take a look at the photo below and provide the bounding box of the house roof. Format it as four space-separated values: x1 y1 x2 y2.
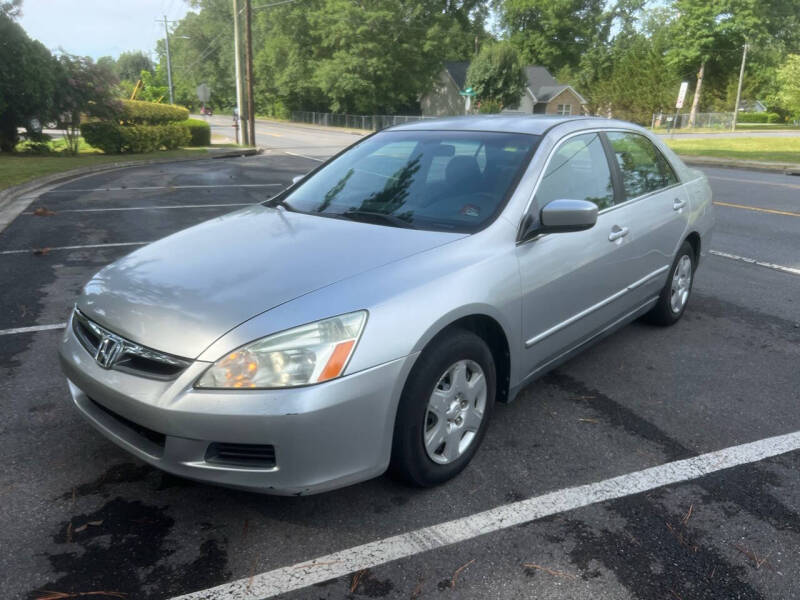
443 61 470 90
444 62 587 104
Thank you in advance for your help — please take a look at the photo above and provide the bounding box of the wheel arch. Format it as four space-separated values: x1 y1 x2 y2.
684 231 701 268
409 311 512 404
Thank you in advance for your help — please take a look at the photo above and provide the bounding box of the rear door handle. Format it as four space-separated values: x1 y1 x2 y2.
608 226 629 242
673 198 687 211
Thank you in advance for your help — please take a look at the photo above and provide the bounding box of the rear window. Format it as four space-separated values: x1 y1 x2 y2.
274 130 540 233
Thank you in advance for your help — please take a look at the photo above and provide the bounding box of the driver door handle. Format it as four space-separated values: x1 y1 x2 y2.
608 225 629 242
673 198 687 211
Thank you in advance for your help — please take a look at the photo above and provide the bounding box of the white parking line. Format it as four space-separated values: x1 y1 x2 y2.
0 323 66 336
171 430 800 600
25 203 252 214
0 241 148 256
710 249 800 276
44 183 284 193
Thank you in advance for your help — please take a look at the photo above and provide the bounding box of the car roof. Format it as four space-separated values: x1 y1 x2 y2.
386 115 629 136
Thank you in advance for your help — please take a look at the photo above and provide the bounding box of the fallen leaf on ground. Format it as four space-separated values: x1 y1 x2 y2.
33 248 51 256
33 207 56 216
523 563 577 579
450 558 475 588
35 590 126 599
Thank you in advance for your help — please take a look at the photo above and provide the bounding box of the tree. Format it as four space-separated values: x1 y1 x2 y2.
0 13 60 151
498 0 608 73
115 50 153 82
776 54 800 118
466 42 526 110
667 0 796 126
0 0 22 18
53 54 119 154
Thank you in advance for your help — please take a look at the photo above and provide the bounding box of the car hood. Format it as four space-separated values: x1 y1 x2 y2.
78 205 463 358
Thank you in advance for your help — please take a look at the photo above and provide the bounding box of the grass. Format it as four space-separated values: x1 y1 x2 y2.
0 136 216 191
664 136 800 164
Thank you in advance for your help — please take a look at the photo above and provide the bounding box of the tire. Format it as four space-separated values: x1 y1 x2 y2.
390 329 496 487
645 241 695 326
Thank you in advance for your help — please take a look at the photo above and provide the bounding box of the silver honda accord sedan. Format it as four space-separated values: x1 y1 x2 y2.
59 116 713 495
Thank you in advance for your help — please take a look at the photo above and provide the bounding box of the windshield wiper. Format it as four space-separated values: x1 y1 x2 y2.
339 210 415 229
264 195 294 211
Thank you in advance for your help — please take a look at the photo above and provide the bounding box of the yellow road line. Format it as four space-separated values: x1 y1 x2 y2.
713 201 799 217
708 174 800 190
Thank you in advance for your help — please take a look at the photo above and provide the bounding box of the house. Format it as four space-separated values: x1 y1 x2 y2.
421 61 588 117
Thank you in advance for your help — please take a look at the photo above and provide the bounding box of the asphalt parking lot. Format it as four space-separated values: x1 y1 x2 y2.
1 152 799 599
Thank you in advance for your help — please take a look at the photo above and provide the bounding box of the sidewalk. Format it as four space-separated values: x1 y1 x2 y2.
679 155 800 174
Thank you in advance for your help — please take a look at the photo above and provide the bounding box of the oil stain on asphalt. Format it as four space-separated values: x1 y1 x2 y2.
31 463 230 600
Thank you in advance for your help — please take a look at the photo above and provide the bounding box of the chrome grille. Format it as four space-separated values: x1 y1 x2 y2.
72 309 190 379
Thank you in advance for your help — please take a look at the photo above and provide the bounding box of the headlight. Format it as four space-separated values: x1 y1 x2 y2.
195 311 367 389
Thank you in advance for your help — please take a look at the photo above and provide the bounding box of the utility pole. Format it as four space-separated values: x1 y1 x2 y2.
162 15 174 104
244 0 256 147
731 42 749 132
232 0 247 145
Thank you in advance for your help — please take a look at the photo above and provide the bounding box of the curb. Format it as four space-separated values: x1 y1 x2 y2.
680 155 800 175
0 148 263 234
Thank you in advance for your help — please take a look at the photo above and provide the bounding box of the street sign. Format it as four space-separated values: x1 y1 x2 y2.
675 81 689 109
196 83 211 103
459 87 477 97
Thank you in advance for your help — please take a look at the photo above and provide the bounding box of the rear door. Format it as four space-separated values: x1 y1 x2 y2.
603 131 689 307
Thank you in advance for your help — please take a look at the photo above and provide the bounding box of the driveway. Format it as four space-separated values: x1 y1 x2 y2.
1 152 798 599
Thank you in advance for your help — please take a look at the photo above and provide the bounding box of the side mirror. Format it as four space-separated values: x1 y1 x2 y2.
520 199 598 241
291 174 305 186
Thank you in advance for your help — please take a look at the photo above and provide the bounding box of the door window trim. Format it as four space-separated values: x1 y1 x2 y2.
518 127 684 241
517 128 620 242
603 130 682 207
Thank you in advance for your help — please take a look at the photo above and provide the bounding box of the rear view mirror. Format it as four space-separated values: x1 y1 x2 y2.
540 199 598 233
520 199 598 241
291 175 305 186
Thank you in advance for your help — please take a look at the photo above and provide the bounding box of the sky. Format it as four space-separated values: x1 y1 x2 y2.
18 0 193 59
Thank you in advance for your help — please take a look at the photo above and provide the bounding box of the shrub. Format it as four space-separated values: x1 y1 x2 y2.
81 121 191 153
119 99 189 125
737 111 781 124
81 121 126 153
16 140 54 155
181 118 211 146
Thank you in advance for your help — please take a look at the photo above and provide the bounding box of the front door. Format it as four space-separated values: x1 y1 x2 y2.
515 131 644 379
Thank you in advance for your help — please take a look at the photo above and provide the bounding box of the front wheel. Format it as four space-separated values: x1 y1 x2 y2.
390 329 496 487
645 241 695 326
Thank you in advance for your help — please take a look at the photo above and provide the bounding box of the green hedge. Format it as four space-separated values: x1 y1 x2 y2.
181 118 211 146
737 111 781 124
81 121 191 154
119 100 190 125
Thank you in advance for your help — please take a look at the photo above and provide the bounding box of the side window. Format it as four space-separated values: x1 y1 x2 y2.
534 133 614 211
606 132 678 200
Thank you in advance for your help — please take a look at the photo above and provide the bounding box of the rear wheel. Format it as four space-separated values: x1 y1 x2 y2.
390 329 495 487
645 241 695 326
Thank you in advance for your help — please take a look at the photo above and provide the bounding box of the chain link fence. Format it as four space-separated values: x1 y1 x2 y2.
291 111 437 131
652 111 734 130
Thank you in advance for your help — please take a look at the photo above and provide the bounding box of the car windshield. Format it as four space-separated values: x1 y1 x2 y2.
272 130 540 233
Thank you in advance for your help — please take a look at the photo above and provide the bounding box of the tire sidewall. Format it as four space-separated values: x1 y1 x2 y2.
662 242 695 323
391 329 496 486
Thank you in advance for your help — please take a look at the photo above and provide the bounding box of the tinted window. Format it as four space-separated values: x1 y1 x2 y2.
606 132 678 199
534 133 614 210
276 130 539 233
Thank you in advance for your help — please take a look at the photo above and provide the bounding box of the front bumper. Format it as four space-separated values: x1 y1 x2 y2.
59 318 415 495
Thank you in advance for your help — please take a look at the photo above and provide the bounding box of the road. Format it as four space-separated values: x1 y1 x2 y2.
202 114 363 159
0 132 799 600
